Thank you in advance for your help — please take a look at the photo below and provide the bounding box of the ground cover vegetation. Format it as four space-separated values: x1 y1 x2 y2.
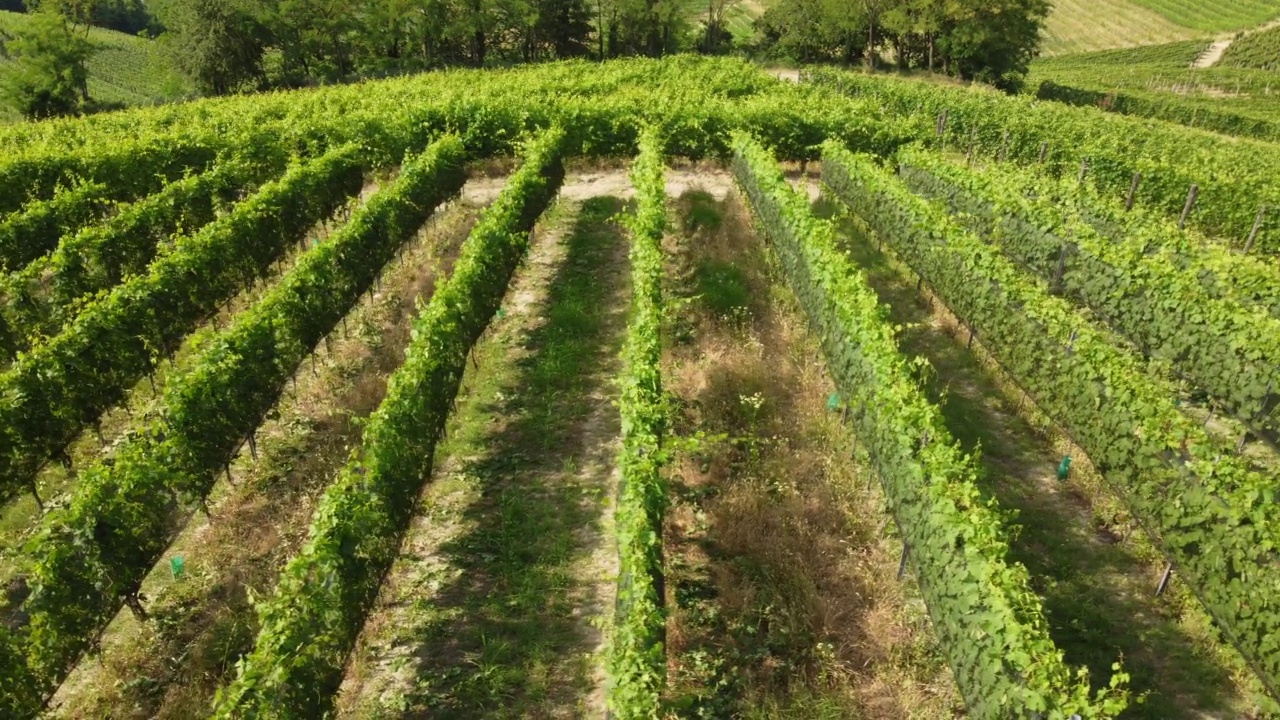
0 54 1278 720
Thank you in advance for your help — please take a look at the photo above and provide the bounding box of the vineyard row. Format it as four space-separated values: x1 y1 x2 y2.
823 144 1280 703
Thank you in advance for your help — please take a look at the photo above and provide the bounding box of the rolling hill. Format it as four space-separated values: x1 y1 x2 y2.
1043 0 1280 56
0 10 191 122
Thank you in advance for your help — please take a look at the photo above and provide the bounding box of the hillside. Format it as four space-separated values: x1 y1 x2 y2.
1042 0 1280 56
5 54 1280 720
0 10 191 122
1028 3 1280 140
1220 22 1280 70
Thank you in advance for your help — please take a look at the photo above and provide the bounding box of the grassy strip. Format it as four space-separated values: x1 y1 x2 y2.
823 142 1280 710
0 146 366 504
607 129 669 719
0 138 468 718
734 132 1129 718
211 128 566 719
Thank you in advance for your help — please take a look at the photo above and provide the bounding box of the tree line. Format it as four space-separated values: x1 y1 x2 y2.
1 0 1050 119
757 0 1050 90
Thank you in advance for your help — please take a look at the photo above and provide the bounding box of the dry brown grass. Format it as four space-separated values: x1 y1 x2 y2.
661 188 960 718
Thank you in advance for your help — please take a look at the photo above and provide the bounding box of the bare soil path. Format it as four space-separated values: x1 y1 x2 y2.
1194 38 1235 68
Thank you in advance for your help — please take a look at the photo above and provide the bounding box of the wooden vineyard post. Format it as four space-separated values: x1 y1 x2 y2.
965 128 978 166
1038 141 1049 164
1126 172 1142 210
1178 184 1199 229
1156 562 1174 596
999 131 1010 163
1077 158 1088 183
1052 245 1069 294
1244 206 1266 254
898 545 909 580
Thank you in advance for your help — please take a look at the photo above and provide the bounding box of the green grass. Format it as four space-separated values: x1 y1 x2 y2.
0 10 192 121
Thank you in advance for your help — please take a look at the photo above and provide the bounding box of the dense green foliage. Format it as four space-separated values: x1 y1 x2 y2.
1062 177 1280 322
0 9 90 118
151 0 675 93
4 55 1280 715
807 67 1280 251
0 155 285 358
0 140 225 273
23 0 153 35
759 0 1050 89
0 58 915 190
897 147 1280 443
607 127 668 719
824 143 1280 709
0 132 219 214
0 146 365 504
736 132 1129 718
210 128 565 720
0 136 468 717
0 7 192 117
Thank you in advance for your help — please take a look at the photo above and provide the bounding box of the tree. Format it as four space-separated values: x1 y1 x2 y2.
757 0 1048 91
856 0 885 68
534 0 592 59
0 8 93 119
702 0 740 53
939 0 1049 90
154 0 267 94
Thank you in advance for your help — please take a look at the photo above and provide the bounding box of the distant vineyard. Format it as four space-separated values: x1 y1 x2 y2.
0 9 192 118
1 56 1279 719
1222 23 1280 71
1130 0 1280 32
1029 34 1280 138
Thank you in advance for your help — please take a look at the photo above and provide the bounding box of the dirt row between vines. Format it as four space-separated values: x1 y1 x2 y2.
659 184 962 717
39 162 1253 720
